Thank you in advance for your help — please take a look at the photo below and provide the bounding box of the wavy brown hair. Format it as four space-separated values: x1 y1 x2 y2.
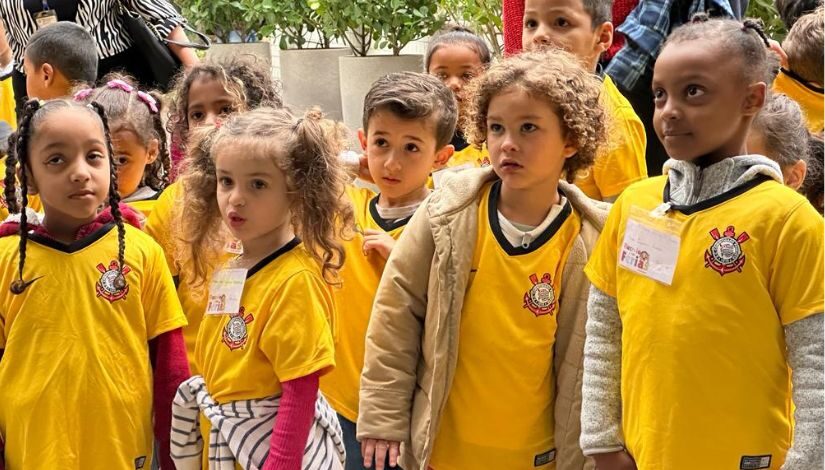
463 49 606 181
176 107 354 288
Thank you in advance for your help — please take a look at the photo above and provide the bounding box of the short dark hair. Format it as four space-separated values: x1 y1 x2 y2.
362 71 458 149
425 24 493 72
25 22 97 85
582 0 613 26
775 0 822 29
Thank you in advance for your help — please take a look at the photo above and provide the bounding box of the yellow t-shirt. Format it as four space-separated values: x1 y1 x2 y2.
448 143 491 169
430 181 580 470
0 224 187 469
0 157 42 220
585 175 824 469
0 78 15 130
320 186 409 421
773 68 824 133
574 75 647 201
126 189 163 223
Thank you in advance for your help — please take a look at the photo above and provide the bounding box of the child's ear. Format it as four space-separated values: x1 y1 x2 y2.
432 144 454 170
594 22 614 56
357 129 367 152
562 138 578 160
743 82 767 116
41 63 54 86
20 167 37 196
783 159 807 190
146 139 160 164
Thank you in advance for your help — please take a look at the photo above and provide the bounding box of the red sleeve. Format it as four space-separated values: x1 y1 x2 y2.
262 371 320 470
149 328 191 470
503 0 525 55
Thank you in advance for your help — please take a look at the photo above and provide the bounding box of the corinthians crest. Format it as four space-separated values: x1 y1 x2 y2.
223 307 254 350
523 273 556 317
96 261 131 302
704 226 749 276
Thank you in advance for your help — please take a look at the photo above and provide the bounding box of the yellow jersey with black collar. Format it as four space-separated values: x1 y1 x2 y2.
320 185 410 421
430 180 580 470
585 175 824 470
0 157 42 220
0 223 186 469
126 188 164 224
574 75 647 201
773 68 824 133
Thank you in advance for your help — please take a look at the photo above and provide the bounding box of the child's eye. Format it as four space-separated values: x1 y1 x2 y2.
88 152 106 161
488 123 504 133
461 72 475 81
686 85 705 98
525 19 537 28
220 106 235 116
218 176 233 187
46 155 64 165
436 72 448 80
653 89 666 102
521 123 538 133
405 143 420 153
251 179 267 190
114 155 129 166
555 17 570 27
373 138 388 148
189 111 205 122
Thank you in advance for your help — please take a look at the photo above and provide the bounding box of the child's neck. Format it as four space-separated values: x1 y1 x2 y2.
42 213 96 244
235 223 295 269
498 179 561 227
378 185 430 209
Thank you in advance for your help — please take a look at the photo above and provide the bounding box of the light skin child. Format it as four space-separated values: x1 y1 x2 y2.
187 76 239 129
356 112 453 259
746 130 807 189
521 0 612 70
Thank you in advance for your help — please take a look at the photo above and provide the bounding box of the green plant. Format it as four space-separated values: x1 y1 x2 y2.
246 0 337 49
746 0 788 40
177 0 262 43
440 0 503 56
313 0 380 56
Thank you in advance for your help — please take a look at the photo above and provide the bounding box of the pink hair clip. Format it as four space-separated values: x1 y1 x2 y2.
136 91 158 114
106 79 134 93
73 88 94 101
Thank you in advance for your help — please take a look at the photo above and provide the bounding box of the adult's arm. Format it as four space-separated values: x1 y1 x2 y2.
125 0 198 67
0 24 12 69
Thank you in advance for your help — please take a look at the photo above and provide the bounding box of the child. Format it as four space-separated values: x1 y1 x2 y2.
145 58 281 374
320 71 456 470
74 74 170 221
169 107 349 469
22 22 97 101
581 17 824 470
522 0 648 201
425 25 492 171
0 99 189 468
773 7 824 133
358 50 608 470
748 93 809 190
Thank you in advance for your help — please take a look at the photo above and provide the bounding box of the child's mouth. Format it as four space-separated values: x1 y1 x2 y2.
500 160 523 171
69 189 96 200
382 177 401 185
227 213 246 228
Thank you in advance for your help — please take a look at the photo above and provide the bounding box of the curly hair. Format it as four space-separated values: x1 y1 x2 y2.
176 107 354 288
802 133 824 214
462 49 606 181
74 72 170 192
166 56 283 154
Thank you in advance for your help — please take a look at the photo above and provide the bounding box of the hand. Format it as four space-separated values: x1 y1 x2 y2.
362 229 395 259
592 450 637 470
768 39 789 69
361 439 400 470
358 154 374 183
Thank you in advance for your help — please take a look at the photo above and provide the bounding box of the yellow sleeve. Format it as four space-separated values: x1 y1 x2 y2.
141 241 188 339
594 105 648 200
260 270 336 382
584 197 626 297
770 201 825 325
144 186 179 276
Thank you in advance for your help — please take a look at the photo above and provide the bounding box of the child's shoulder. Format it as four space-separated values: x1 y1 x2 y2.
600 75 642 122
250 240 326 290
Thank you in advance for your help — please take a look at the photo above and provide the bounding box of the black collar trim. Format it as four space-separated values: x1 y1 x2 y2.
663 174 774 215
246 237 302 279
781 68 825 94
369 196 413 232
28 222 115 253
451 132 470 152
488 180 573 256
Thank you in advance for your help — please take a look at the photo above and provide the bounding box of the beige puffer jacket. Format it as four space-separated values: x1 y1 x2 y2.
357 168 608 470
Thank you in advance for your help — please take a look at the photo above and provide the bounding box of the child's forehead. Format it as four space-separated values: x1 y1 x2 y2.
525 0 590 16
366 109 438 140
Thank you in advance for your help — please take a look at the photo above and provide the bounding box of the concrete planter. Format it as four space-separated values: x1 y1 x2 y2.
280 48 349 120
339 54 424 130
206 42 272 70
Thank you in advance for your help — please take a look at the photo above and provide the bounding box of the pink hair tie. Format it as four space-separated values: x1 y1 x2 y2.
73 88 94 101
136 91 158 114
106 79 134 93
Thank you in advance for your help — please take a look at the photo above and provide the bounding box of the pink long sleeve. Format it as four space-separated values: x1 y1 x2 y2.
262 371 320 470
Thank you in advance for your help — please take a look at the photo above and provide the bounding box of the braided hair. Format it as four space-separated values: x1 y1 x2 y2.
5 99 127 294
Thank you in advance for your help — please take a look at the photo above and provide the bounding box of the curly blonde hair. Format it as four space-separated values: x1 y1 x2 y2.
176 107 354 288
463 49 606 180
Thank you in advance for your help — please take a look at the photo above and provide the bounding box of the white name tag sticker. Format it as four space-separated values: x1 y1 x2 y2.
34 10 57 29
206 268 247 315
618 208 682 285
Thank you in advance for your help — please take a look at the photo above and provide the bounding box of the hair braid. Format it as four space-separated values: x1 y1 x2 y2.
90 102 127 290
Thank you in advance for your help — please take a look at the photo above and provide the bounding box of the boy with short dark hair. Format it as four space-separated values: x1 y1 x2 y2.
521 0 648 201
23 22 97 101
774 7 824 133
321 71 455 470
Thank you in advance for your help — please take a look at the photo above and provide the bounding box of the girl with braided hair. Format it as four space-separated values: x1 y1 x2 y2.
0 99 189 469
582 16 823 470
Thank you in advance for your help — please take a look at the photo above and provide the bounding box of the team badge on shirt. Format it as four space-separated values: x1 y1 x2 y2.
96 261 131 302
704 226 750 276
523 273 556 317
223 307 254 350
